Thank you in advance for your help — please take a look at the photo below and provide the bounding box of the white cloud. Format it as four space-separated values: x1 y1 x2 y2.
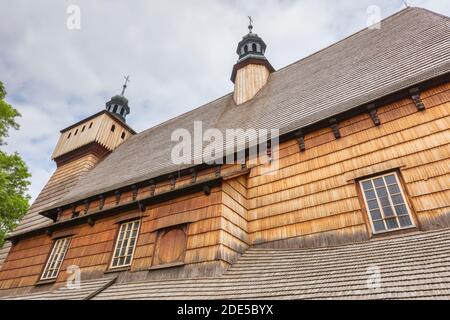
0 0 448 201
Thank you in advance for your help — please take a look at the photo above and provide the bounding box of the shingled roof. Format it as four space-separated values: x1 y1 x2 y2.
2 228 450 299
8 7 450 239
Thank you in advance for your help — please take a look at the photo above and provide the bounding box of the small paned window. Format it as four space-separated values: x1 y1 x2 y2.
41 237 71 280
111 124 115 132
359 172 414 234
110 220 141 269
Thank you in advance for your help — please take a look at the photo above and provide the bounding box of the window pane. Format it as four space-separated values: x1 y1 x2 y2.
384 174 397 185
373 220 385 232
399 215 412 227
383 206 395 217
367 199 379 210
364 189 376 200
362 180 373 191
386 218 399 230
373 178 385 188
395 204 408 216
387 184 400 195
379 196 390 207
391 194 404 205
370 210 382 220
376 187 388 198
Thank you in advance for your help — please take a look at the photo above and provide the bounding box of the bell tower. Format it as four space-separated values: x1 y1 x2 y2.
231 17 275 105
51 77 135 166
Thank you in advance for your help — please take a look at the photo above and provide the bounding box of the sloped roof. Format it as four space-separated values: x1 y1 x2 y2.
0 276 116 300
94 228 450 300
3 228 450 299
50 7 450 209
11 7 450 237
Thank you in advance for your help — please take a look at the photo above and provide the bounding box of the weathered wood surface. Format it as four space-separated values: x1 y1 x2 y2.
0 83 449 291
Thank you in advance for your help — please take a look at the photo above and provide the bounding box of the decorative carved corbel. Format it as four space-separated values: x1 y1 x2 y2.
295 130 306 152
114 190 121 205
190 168 197 183
366 104 381 126
329 118 341 139
131 185 138 201
203 185 211 196
98 194 105 210
83 199 90 215
149 180 156 196
168 174 176 190
55 208 63 222
215 164 222 178
71 205 79 219
409 87 425 111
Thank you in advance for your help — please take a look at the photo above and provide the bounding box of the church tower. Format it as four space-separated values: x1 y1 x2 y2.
231 17 275 105
51 77 135 166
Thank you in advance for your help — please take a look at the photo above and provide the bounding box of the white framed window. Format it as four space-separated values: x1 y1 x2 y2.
41 237 71 280
110 220 140 269
360 172 415 234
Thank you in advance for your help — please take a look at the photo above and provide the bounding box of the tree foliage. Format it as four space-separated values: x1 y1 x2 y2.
0 81 31 246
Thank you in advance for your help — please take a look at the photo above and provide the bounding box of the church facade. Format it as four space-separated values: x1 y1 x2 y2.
0 7 450 299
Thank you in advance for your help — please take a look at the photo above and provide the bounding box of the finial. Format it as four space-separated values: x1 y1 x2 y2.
121 75 130 96
248 16 253 33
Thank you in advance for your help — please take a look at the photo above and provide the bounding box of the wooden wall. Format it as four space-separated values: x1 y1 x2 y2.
0 82 449 294
245 82 450 248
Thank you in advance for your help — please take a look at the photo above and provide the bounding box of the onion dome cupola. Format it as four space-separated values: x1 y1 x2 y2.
231 17 275 105
106 76 131 122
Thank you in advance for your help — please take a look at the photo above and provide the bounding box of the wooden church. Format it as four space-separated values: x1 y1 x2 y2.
0 7 449 299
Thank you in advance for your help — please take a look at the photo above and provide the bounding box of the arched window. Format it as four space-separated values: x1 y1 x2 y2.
252 43 257 52
81 125 85 132
67 132 71 139
244 45 248 53
74 129 78 136
89 122 93 129
113 105 118 113
120 108 125 116
121 132 126 139
111 125 116 132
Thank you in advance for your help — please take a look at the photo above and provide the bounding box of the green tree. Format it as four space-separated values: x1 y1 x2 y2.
0 81 31 246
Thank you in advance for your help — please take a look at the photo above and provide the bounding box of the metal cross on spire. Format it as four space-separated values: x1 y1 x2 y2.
248 16 253 33
121 75 130 96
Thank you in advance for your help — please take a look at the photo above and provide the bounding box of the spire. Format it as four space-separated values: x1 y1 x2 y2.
231 17 275 105
121 75 130 96
105 76 131 122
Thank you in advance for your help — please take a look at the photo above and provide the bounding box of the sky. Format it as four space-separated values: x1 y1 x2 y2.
0 0 449 202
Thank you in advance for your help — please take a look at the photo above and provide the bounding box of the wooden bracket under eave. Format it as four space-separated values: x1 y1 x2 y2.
409 87 425 111
131 184 138 201
190 168 197 183
295 130 306 152
329 118 341 139
149 180 156 196
114 190 121 205
366 104 381 126
99 194 105 210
